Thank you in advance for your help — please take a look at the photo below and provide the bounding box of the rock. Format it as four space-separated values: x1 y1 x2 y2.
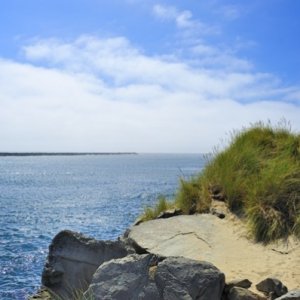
224 279 252 293
212 193 225 201
256 278 288 297
189 203 197 214
155 256 225 300
210 207 226 219
210 200 229 219
210 185 225 201
85 254 225 300
275 290 300 300
133 208 183 226
42 230 134 299
210 185 223 195
227 287 267 300
85 254 160 300
157 208 182 219
128 214 219 260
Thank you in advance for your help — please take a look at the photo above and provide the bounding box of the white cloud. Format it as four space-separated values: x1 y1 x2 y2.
0 34 299 153
153 4 219 36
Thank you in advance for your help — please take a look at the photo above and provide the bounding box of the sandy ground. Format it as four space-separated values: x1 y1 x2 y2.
129 211 300 293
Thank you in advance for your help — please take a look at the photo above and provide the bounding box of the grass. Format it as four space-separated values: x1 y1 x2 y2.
141 121 300 243
141 196 173 222
30 284 95 300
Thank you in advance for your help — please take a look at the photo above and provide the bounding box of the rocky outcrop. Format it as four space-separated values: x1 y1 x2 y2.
36 214 299 299
85 254 225 300
42 230 134 299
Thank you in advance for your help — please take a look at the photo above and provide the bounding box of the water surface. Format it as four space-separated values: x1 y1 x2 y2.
0 154 205 299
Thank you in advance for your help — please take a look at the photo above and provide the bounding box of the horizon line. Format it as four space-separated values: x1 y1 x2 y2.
0 152 138 157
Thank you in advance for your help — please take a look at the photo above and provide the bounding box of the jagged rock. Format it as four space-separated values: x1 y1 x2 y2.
85 254 225 300
156 256 225 300
157 208 182 219
256 278 288 297
224 279 252 293
85 254 160 300
275 290 300 300
42 230 134 299
227 287 267 300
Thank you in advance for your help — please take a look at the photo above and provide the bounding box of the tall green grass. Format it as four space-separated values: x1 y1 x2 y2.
201 122 300 242
142 122 300 243
141 196 173 221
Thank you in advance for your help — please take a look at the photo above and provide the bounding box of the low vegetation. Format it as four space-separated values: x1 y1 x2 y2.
142 196 172 221
142 122 300 243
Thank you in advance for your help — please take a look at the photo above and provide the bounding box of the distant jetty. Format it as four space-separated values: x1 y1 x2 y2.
0 152 137 156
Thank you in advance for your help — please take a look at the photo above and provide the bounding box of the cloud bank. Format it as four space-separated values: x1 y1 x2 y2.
0 6 299 152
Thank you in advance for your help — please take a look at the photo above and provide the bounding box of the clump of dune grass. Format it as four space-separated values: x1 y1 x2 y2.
142 121 300 243
201 121 300 242
175 177 210 214
141 195 173 221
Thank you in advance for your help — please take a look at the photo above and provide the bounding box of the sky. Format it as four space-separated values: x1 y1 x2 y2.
0 0 300 153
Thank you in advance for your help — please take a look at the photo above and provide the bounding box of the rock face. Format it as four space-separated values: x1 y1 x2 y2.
85 254 225 300
42 230 133 299
128 214 218 260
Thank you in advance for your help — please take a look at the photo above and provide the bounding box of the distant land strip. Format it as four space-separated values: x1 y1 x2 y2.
0 152 138 157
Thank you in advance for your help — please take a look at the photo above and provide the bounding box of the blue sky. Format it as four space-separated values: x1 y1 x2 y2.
0 0 300 152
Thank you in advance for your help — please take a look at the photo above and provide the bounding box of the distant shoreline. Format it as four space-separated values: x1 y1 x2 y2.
0 152 138 157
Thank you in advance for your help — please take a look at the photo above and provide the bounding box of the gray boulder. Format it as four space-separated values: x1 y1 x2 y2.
85 254 225 300
275 290 300 300
42 230 134 299
156 256 225 300
85 254 160 300
256 278 288 298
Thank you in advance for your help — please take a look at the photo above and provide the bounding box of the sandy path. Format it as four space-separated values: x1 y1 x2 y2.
129 214 300 291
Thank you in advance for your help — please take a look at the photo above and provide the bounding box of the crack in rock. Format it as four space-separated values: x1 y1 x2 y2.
164 231 212 248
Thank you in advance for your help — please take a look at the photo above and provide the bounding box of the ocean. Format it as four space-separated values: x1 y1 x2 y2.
0 154 205 299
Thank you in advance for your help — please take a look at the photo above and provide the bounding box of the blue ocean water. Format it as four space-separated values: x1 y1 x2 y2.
0 154 205 299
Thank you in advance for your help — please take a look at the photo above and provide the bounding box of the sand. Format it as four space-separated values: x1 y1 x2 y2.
129 211 300 292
